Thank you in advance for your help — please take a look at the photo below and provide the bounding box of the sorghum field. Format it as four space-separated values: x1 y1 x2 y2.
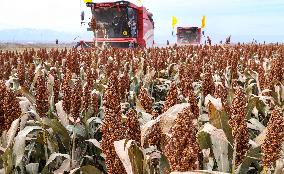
0 44 283 174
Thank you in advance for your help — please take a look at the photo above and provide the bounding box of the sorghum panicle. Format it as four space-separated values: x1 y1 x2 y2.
102 79 126 174
164 107 200 171
125 108 141 144
261 107 284 168
92 92 99 116
3 61 11 80
3 85 22 131
229 87 250 166
35 74 49 118
17 60 25 86
265 58 283 92
119 71 130 101
82 83 91 114
25 63 35 88
214 83 230 115
138 86 153 114
257 64 265 91
70 80 82 122
202 71 215 98
62 70 72 114
50 68 60 104
163 83 178 113
187 88 199 119
0 83 6 133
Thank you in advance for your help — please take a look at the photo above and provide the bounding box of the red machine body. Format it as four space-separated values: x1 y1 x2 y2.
176 27 202 45
86 1 154 48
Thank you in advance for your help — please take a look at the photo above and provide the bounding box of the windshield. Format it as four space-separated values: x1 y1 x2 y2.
92 7 137 38
177 28 200 44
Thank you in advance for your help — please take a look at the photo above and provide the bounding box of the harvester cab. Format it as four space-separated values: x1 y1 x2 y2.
176 27 202 45
82 1 154 48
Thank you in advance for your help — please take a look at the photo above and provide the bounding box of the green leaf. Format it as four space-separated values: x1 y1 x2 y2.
114 139 143 174
86 139 101 149
87 117 103 126
13 126 42 167
199 123 231 172
128 142 144 174
66 124 86 137
42 118 71 150
207 102 233 165
2 147 13 174
46 153 70 166
25 163 39 174
19 86 36 104
207 103 233 144
236 146 261 174
5 118 20 148
47 134 59 154
245 97 256 120
80 165 103 174
255 98 266 116
197 131 212 149
41 153 71 174
246 96 266 120
135 95 147 113
94 83 105 93
171 171 230 174
160 154 170 174
248 118 265 132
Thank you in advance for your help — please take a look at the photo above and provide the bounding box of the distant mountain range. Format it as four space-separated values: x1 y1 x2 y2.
0 28 283 44
0 28 93 43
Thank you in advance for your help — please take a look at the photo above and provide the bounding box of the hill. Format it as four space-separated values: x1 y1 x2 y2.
0 28 92 43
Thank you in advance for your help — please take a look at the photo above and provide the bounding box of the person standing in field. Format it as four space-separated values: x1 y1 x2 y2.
207 36 211 45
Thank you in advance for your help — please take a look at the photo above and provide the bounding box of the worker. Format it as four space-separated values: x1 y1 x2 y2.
113 12 129 37
55 39 58 45
127 8 137 37
207 36 211 45
225 35 231 44
128 18 137 37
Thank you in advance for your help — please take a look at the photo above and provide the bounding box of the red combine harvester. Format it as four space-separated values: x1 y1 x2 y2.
83 1 154 48
176 27 202 45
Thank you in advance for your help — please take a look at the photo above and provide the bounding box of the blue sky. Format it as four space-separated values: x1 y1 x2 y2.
0 0 283 43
